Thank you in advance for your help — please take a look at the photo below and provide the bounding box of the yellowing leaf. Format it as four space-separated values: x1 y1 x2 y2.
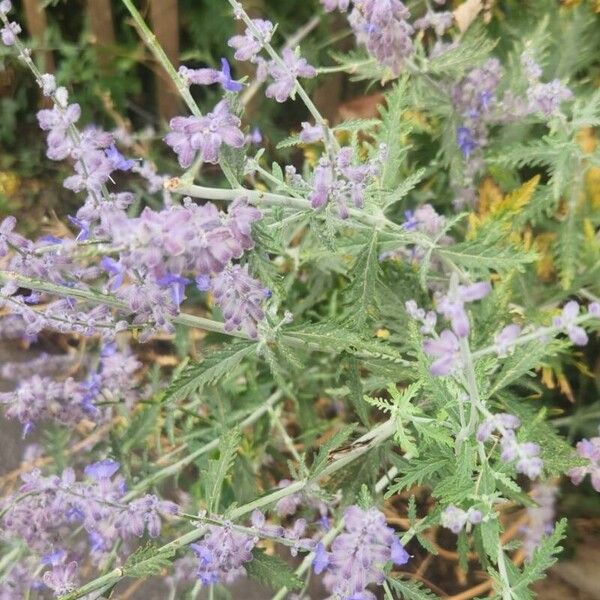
534 232 557 281
576 127 597 154
469 176 540 238
585 166 600 208
0 171 20 197
541 367 555 390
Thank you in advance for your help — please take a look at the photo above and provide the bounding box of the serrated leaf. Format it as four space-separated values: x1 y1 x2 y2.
512 518 566 591
480 519 500 562
344 229 380 329
123 543 175 578
163 342 257 404
386 576 441 599
204 428 241 513
489 339 556 396
245 549 303 591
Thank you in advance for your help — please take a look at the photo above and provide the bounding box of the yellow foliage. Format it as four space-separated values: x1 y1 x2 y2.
576 127 598 154
303 147 319 167
468 175 540 238
0 171 20 197
534 232 557 281
541 367 555 389
586 166 600 208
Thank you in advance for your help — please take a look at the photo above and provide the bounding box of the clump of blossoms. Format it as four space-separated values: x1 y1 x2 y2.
1 460 177 591
314 506 409 600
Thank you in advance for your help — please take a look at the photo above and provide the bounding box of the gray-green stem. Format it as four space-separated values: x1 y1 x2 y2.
61 418 396 599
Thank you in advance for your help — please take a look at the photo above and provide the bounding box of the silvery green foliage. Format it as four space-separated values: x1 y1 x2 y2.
0 0 600 599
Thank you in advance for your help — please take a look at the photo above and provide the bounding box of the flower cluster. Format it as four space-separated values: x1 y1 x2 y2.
569 433 600 492
348 0 415 75
165 101 245 168
315 505 409 600
1 460 177 595
441 505 482 534
0 344 140 434
477 413 543 479
522 483 557 559
228 17 316 103
418 281 491 376
310 146 383 218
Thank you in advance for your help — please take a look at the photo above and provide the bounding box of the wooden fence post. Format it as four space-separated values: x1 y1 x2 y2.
86 0 115 71
22 0 54 73
148 0 181 121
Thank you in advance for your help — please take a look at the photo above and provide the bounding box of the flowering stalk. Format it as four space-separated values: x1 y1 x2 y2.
61 418 396 599
270 465 400 600
120 0 201 118
227 0 340 154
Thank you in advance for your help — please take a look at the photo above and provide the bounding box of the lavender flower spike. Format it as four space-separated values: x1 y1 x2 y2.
553 300 588 346
164 100 245 168
423 329 460 376
265 48 317 103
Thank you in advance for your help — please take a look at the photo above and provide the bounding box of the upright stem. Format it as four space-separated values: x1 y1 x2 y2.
227 0 340 155
120 0 202 118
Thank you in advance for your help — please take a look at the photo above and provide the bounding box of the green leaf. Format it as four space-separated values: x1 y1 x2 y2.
377 77 411 193
480 518 500 562
163 342 257 404
343 228 381 329
386 576 441 600
203 427 241 513
512 518 567 591
245 549 303 591
386 455 447 497
488 339 558 396
285 323 408 365
123 543 175 578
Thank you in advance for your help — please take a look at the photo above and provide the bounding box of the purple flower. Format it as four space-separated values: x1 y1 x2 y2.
164 101 245 168
300 121 323 143
589 302 600 317
0 1 12 15
84 459 120 481
0 20 20 46
246 126 262 145
348 0 414 74
522 483 557 559
526 80 573 116
313 543 330 574
100 256 126 290
494 324 522 357
423 329 460 376
319 505 408 599
179 58 243 92
457 126 478 158
37 103 81 161
42 561 79 596
212 265 269 338
436 281 491 337
309 146 382 218
190 524 256 585
67 215 91 241
157 273 191 307
553 300 588 346
320 0 351 12
228 18 273 62
569 435 600 492
195 274 212 292
265 48 317 103
105 144 135 171
441 505 482 534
